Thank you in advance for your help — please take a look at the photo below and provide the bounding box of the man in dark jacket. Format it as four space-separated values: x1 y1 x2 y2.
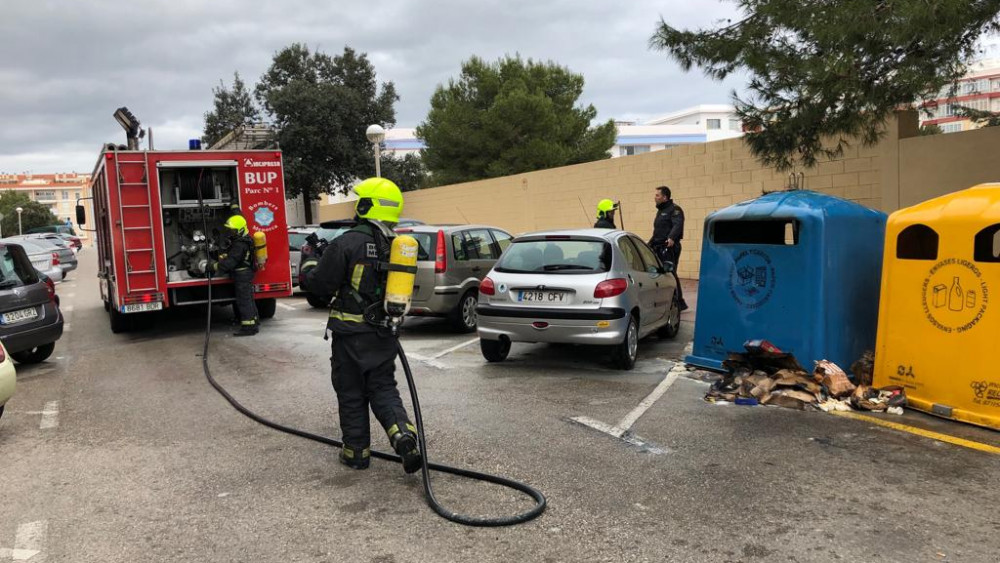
301 177 422 474
649 185 688 311
594 199 618 229
213 215 259 336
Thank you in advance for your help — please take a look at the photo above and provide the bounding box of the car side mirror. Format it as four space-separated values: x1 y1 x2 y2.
662 262 675 274
75 204 86 226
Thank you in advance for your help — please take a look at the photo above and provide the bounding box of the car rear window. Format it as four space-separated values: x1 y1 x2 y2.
316 227 348 242
288 232 310 251
495 239 610 273
405 233 434 261
0 245 40 288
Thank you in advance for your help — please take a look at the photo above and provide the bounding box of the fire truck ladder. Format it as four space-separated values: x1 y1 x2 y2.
114 154 159 295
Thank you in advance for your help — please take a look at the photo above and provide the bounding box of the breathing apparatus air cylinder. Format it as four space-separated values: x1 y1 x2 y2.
384 235 419 319
253 231 268 269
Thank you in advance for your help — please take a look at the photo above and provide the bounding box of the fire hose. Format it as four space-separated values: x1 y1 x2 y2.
195 188 546 526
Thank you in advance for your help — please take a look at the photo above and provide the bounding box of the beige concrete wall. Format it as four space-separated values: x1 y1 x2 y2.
897 125 1000 208
323 113 996 279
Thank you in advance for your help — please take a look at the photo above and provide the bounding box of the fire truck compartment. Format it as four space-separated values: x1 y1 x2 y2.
158 165 239 283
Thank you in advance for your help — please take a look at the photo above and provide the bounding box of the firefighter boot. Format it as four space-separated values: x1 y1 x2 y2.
339 444 370 470
388 423 422 474
234 321 258 337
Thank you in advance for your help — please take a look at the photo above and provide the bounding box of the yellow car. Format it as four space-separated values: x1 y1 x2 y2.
0 341 14 420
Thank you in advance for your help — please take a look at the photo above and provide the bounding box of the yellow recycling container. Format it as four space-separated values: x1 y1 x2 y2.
874 183 1000 430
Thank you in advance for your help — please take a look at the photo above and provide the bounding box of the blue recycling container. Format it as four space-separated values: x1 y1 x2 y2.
686 190 887 372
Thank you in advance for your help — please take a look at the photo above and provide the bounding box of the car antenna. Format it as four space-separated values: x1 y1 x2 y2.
577 196 590 225
455 207 470 223
617 200 625 231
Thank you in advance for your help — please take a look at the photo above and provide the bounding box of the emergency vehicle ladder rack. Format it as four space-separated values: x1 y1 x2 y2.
114 154 160 295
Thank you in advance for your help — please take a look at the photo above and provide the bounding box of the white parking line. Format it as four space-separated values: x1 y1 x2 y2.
277 302 296 311
65 293 75 298
430 337 479 359
611 368 681 435
60 305 73 313
569 363 685 452
39 401 59 429
13 520 46 561
62 323 71 332
404 353 447 369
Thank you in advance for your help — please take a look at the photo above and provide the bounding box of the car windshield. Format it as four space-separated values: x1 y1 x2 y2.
0 246 39 288
495 239 610 274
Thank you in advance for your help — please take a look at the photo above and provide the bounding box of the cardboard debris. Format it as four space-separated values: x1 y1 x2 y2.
815 360 856 398
702 344 906 415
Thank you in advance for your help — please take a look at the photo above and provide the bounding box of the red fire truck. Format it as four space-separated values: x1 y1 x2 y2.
80 146 292 332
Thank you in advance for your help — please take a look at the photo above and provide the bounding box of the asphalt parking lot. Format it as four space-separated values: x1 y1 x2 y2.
2 256 999 562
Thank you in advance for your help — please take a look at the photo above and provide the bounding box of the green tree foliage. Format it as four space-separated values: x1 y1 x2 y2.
416 56 617 186
255 44 397 223
651 0 1000 170
380 154 429 192
955 104 1000 127
202 72 260 147
0 191 59 236
918 123 943 135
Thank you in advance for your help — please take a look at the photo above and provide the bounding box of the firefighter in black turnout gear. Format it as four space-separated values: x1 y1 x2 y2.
649 185 688 311
594 199 618 229
300 178 422 473
213 214 259 336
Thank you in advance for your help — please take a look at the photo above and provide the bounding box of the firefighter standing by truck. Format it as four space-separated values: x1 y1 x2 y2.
300 177 423 473
213 215 259 336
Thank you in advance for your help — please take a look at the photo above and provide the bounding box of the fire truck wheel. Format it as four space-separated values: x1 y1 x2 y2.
109 307 132 334
256 298 276 320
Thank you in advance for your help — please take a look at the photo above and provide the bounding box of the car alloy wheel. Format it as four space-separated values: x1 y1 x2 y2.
462 294 478 328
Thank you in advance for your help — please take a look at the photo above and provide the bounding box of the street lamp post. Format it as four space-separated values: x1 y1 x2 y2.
15 207 23 235
365 124 386 178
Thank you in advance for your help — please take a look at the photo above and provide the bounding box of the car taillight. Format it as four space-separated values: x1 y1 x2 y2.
44 277 56 303
480 276 495 296
51 252 59 267
594 278 628 299
435 230 447 274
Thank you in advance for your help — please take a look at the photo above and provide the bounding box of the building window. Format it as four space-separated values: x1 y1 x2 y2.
728 118 741 130
620 145 650 156
35 190 56 200
707 119 721 130
941 123 963 133
62 190 69 200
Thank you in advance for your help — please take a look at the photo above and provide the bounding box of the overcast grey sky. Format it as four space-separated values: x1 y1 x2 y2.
0 0 747 174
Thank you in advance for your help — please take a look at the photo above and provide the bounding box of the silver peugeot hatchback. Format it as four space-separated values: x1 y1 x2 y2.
397 224 513 332
476 229 680 370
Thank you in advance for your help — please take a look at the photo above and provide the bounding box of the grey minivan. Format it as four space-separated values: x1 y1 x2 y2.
0 243 63 364
395 225 513 332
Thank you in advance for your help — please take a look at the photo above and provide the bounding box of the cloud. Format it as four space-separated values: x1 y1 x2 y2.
0 0 744 172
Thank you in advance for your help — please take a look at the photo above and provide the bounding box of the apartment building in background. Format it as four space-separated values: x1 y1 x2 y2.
921 58 1000 133
0 173 93 243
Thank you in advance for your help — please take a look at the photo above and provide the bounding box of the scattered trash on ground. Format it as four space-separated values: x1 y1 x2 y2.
701 341 905 415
